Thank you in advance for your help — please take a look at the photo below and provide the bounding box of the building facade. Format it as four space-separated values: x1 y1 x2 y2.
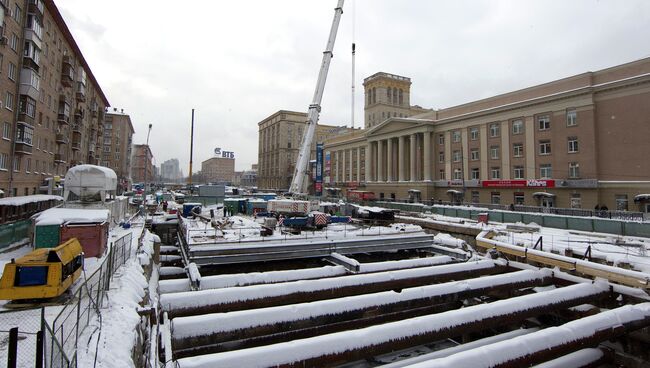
325 58 650 212
160 158 181 183
103 109 134 192
201 156 234 184
257 110 356 191
132 144 153 185
363 72 431 129
0 0 109 197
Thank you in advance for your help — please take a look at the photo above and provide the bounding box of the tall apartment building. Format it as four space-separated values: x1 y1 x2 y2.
103 109 134 192
257 110 356 191
160 158 181 183
0 0 109 197
325 58 650 211
132 144 153 185
363 72 431 129
201 156 234 184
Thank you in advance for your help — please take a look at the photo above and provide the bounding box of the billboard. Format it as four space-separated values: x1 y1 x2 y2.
324 151 331 185
315 144 323 196
481 179 555 188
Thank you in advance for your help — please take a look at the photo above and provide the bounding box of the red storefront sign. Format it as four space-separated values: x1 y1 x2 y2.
481 179 555 188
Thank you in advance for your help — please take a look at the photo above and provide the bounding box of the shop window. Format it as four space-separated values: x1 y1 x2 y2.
514 192 525 205
615 195 628 211
491 192 501 204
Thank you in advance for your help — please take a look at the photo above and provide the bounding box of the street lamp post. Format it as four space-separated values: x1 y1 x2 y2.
144 124 152 196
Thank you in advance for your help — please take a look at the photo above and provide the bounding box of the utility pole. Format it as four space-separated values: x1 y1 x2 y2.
189 109 195 192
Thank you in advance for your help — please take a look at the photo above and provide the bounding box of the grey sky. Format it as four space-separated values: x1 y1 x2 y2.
57 0 650 172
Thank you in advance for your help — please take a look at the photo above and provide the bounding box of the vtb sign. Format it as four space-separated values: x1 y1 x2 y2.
214 147 235 159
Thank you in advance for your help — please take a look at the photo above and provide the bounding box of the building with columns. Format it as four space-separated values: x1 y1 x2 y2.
363 72 431 129
324 57 650 212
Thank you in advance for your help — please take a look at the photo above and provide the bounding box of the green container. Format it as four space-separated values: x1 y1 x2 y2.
34 224 60 249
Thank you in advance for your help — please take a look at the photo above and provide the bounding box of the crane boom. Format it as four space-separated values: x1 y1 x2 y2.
289 0 344 195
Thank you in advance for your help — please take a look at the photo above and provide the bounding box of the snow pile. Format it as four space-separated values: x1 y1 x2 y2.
174 282 610 368
34 207 110 225
0 194 62 206
433 233 466 248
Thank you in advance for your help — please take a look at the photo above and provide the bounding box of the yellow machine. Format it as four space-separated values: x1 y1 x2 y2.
0 238 84 300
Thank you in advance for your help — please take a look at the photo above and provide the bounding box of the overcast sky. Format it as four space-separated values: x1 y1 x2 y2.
57 0 650 172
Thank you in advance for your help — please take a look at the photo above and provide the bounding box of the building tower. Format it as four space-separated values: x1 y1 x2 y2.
362 72 413 129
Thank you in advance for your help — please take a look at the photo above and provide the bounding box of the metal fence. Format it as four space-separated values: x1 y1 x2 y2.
0 230 137 368
43 231 134 367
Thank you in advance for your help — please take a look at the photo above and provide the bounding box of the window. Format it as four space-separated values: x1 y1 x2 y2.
2 122 10 139
452 130 461 143
0 153 7 170
512 143 523 158
568 137 578 153
470 127 479 140
471 168 480 180
540 164 552 178
10 33 18 52
566 108 577 126
490 146 499 160
514 192 525 205
438 151 444 164
491 167 501 179
489 123 500 137
13 4 21 23
471 191 480 204
26 158 31 173
13 157 20 172
615 195 628 211
19 95 36 118
571 193 582 209
513 166 524 179
453 168 462 180
5 92 13 111
438 134 444 145
491 192 501 204
439 170 446 180
512 119 523 134
15 123 33 145
470 149 479 161
8 62 16 81
538 115 550 130
568 162 580 178
539 140 551 155
452 150 461 162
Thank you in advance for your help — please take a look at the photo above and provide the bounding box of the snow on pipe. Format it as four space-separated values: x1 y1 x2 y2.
397 303 650 368
161 260 501 315
174 281 610 368
381 328 540 368
531 348 605 368
171 269 552 341
159 256 456 294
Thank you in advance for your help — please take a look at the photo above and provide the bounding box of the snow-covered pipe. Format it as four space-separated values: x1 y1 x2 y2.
531 348 605 368
173 282 611 368
171 269 552 343
399 304 650 368
161 260 502 317
159 256 456 294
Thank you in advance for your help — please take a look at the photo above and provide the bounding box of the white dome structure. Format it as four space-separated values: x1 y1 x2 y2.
64 165 117 202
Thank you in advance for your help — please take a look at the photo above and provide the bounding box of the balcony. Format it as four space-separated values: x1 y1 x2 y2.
28 0 44 19
24 15 43 50
18 96 36 126
15 123 34 155
55 133 68 144
15 142 33 155
54 153 66 164
75 82 86 102
19 69 40 101
58 97 70 125
22 42 40 72
61 56 74 88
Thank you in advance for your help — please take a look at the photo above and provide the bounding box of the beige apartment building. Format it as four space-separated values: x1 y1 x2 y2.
201 156 235 184
0 0 109 197
325 57 650 212
257 110 356 191
132 144 153 185
103 109 134 192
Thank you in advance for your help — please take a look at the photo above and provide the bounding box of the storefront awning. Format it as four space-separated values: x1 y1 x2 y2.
532 192 556 197
447 189 463 195
634 194 650 202
408 189 421 193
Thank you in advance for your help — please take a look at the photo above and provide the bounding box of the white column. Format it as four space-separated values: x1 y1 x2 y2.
377 141 384 181
398 135 406 181
386 138 393 182
410 133 417 182
423 132 431 181
334 151 340 183
365 143 372 182
525 116 536 179
356 147 361 183
341 149 346 184
349 148 354 182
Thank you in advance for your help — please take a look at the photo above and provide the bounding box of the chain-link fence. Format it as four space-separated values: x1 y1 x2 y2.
0 308 43 368
0 229 139 367
41 231 134 367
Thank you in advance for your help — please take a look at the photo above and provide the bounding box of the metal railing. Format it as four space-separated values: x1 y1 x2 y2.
40 231 134 367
